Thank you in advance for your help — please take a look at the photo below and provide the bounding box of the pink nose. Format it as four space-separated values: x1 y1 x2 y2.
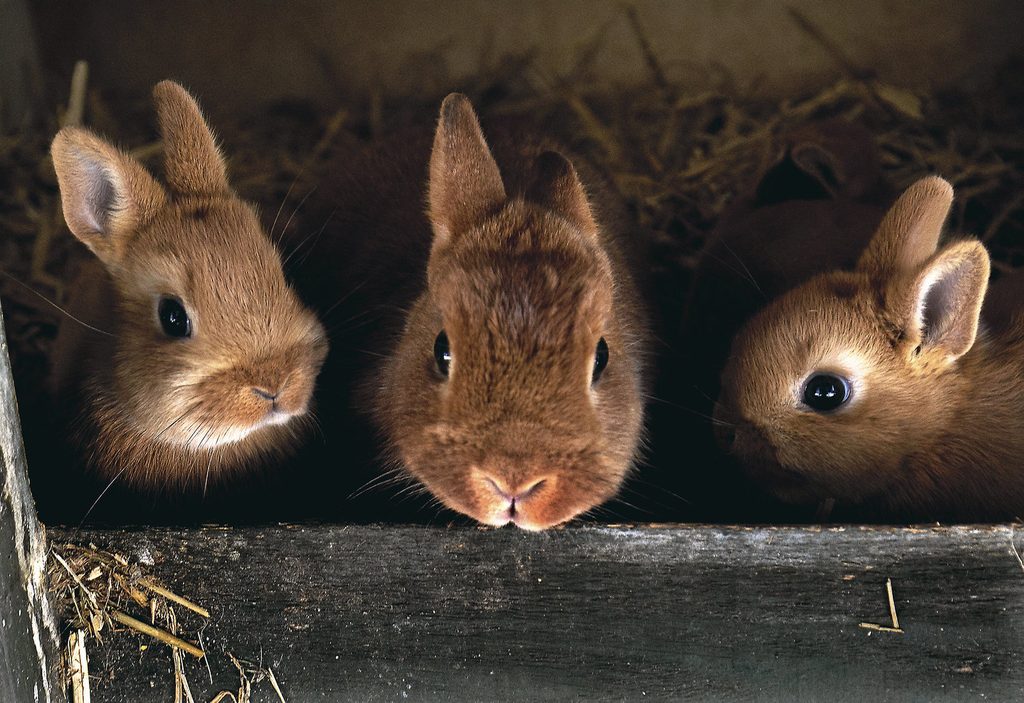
252 387 280 402
483 474 548 505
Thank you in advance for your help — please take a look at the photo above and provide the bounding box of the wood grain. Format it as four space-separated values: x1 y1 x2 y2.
0 302 60 703
48 523 1024 702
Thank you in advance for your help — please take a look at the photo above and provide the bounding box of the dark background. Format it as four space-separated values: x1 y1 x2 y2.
3 0 1024 526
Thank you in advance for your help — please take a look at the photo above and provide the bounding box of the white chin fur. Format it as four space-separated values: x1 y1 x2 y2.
186 410 298 450
482 512 513 528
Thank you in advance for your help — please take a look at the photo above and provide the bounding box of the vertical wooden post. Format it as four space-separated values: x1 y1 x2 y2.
0 301 61 702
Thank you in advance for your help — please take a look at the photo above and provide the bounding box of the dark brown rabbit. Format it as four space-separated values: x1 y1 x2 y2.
48 81 328 495
984 267 1024 335
657 120 890 521
683 120 889 406
715 176 1024 521
297 94 649 530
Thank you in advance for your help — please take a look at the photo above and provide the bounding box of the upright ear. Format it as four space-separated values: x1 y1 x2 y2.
51 127 167 266
428 93 506 246
857 175 953 275
903 240 990 362
153 80 230 196
525 151 598 240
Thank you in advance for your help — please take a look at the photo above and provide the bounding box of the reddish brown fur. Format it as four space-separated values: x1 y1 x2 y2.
50 81 327 492
716 176 1024 520
305 94 648 530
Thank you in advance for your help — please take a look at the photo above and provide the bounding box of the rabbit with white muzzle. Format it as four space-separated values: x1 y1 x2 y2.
48 81 328 497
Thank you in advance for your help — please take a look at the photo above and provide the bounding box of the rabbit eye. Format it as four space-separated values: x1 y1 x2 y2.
592 337 609 384
434 331 451 377
158 297 191 338
802 373 850 412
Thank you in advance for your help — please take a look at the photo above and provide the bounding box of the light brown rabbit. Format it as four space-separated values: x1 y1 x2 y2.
714 175 1024 521
664 120 890 521
49 80 328 493
300 94 648 530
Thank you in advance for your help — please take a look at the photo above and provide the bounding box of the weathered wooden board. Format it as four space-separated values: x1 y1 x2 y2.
48 523 1024 702
0 302 61 703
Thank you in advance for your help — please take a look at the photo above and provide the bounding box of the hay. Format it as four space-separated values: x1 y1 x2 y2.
47 542 285 701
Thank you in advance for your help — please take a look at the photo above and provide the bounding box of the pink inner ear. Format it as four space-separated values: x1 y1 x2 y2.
919 266 962 341
912 243 989 359
81 160 117 235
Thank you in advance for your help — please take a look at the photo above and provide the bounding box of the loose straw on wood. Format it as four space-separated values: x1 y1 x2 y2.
886 578 901 631
68 630 91 703
138 577 211 618
858 577 904 634
110 610 205 659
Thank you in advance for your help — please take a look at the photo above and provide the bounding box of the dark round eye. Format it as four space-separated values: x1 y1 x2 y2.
592 337 609 383
802 373 851 412
434 331 451 377
158 297 191 338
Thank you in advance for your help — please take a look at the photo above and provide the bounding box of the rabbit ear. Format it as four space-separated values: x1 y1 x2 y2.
51 126 167 266
428 93 506 246
153 80 231 196
902 240 989 362
753 143 842 206
525 151 598 240
857 176 953 275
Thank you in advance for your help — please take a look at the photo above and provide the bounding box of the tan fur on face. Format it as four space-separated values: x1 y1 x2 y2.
50 81 327 492
374 94 647 530
716 176 1024 520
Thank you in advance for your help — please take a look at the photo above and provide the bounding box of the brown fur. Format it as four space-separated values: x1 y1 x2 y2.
683 120 889 367
49 81 327 492
984 267 1024 335
662 120 889 521
715 176 1024 521
304 94 648 530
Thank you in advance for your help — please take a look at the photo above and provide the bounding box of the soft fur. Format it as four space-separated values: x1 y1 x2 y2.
49 80 328 492
715 176 1024 521
302 94 648 530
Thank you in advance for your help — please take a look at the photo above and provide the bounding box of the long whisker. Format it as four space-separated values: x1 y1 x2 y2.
643 392 733 427
202 448 216 498
322 278 371 319
348 466 411 500
716 239 767 301
276 187 317 256
304 410 326 443
390 482 432 502
152 402 203 443
79 465 130 526
270 175 301 243
290 209 339 270
80 403 206 523
325 310 387 338
0 269 113 336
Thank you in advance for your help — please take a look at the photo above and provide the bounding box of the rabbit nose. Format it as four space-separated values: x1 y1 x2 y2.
483 474 549 506
251 387 280 402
